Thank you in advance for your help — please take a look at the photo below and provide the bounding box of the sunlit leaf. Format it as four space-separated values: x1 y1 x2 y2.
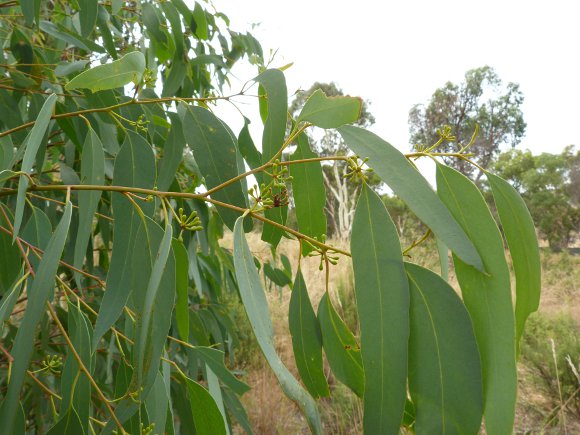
487 172 541 351
351 184 408 432
297 89 362 128
65 52 145 92
289 269 329 398
406 262 483 434
338 126 484 272
233 217 322 433
437 163 517 434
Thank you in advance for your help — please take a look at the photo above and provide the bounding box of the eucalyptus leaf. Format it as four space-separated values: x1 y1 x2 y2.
351 184 408 433
233 217 322 434
338 126 483 272
406 262 483 434
65 52 145 92
0 201 72 432
487 172 541 351
13 93 56 239
317 293 364 397
289 270 329 398
437 163 517 434
297 89 362 128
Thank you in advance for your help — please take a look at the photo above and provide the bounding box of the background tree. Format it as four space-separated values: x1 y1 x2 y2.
289 82 376 239
409 66 526 182
494 146 579 251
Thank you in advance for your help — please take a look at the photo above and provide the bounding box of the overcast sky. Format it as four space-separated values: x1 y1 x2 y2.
210 0 579 158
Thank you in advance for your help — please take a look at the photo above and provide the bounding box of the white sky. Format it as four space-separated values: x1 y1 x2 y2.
211 0 579 158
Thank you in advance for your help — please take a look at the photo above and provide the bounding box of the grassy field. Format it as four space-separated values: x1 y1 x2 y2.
223 233 580 433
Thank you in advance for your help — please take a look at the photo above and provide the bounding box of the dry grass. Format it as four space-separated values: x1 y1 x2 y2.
222 231 580 434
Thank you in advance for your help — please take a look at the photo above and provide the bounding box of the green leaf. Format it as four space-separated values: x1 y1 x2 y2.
317 293 364 397
487 172 541 351
0 218 22 294
65 51 145 92
20 0 41 26
237 117 262 185
73 128 104 289
297 89 361 128
436 163 517 434
233 217 322 434
157 113 185 191
436 238 449 281
192 2 209 40
60 303 94 432
289 270 329 398
145 373 170 435
254 69 288 246
46 408 85 435
55 60 90 77
183 376 227 435
405 262 483 434
13 93 56 239
182 105 247 230
134 223 174 390
97 6 117 59
338 126 483 272
93 133 156 346
263 263 292 288
193 347 250 396
222 388 254 435
39 21 105 53
351 184 408 433
290 133 326 255
0 272 26 335
0 201 72 432
173 238 190 341
79 0 98 37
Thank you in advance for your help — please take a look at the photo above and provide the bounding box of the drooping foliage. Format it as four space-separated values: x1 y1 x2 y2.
0 2 540 434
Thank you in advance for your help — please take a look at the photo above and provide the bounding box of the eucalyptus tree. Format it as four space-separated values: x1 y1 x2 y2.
409 66 526 182
0 2 540 434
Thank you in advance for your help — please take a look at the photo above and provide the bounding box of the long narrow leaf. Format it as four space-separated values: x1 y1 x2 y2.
233 216 322 434
487 172 541 351
0 201 72 432
254 69 288 246
13 94 56 238
437 163 517 434
317 293 364 397
289 270 329 398
351 184 409 433
338 126 483 271
73 128 104 289
289 133 326 255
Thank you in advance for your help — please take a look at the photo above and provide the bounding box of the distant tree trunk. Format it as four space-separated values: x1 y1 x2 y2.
323 163 360 241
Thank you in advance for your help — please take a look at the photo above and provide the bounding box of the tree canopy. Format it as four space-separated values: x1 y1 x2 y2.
409 66 526 181
494 146 579 250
